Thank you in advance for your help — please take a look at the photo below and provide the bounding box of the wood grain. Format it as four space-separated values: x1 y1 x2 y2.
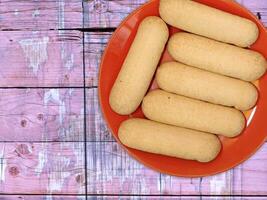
86 88 114 142
0 0 82 30
0 197 86 200
0 89 84 142
85 32 112 87
86 141 161 195
0 197 266 200
84 0 147 29
86 137 267 195
240 0 267 24
0 0 266 197
83 0 267 28
0 31 83 87
0 142 85 194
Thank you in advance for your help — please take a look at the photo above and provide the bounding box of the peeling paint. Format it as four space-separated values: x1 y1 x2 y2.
65 53 74 70
61 47 74 70
58 0 65 29
59 101 66 125
0 145 6 182
68 88 74 96
35 144 48 175
48 155 71 192
44 89 66 139
32 9 40 17
43 89 65 123
14 9 19 16
210 173 228 196
19 37 49 75
44 89 60 106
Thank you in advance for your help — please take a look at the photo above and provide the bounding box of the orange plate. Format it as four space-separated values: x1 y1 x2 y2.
98 0 267 177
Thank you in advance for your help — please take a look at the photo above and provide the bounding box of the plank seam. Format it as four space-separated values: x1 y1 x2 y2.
82 0 89 195
0 194 267 197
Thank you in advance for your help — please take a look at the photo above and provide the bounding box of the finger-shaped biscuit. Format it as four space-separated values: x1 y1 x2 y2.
109 16 169 115
168 32 267 81
159 0 259 47
156 62 258 110
119 118 221 162
142 90 245 137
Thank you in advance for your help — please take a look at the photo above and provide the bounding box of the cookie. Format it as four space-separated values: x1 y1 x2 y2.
168 32 267 81
159 0 259 47
118 118 221 162
142 90 245 137
109 16 169 115
156 62 258 110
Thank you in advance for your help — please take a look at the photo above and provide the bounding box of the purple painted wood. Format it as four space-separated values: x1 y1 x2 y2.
84 0 147 28
86 141 162 195
0 0 265 197
86 127 267 195
87 88 113 142
85 32 112 87
0 0 82 30
0 31 83 87
0 142 85 194
0 197 265 200
1 197 85 200
83 0 267 28
240 0 267 24
0 89 84 142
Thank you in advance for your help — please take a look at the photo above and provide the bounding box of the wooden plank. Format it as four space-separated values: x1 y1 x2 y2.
0 196 86 200
85 32 112 87
161 143 267 196
240 0 267 24
86 134 267 195
0 89 84 142
1 197 265 200
0 142 85 194
86 88 114 142
84 0 147 28
237 144 267 195
0 30 83 87
0 0 82 30
87 141 162 195
83 0 267 28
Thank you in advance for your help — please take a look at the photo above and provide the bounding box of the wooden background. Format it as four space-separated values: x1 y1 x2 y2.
0 0 266 199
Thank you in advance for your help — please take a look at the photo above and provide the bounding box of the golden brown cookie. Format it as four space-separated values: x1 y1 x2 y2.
159 0 259 47
156 62 258 110
109 16 169 115
119 118 221 162
168 32 267 81
142 90 245 137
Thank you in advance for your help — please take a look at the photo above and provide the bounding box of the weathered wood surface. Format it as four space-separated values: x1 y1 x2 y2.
1 197 86 200
0 0 82 30
0 89 84 142
86 125 267 195
0 0 266 198
0 31 83 87
0 142 85 194
0 197 265 200
85 32 111 87
87 88 112 141
83 0 267 28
